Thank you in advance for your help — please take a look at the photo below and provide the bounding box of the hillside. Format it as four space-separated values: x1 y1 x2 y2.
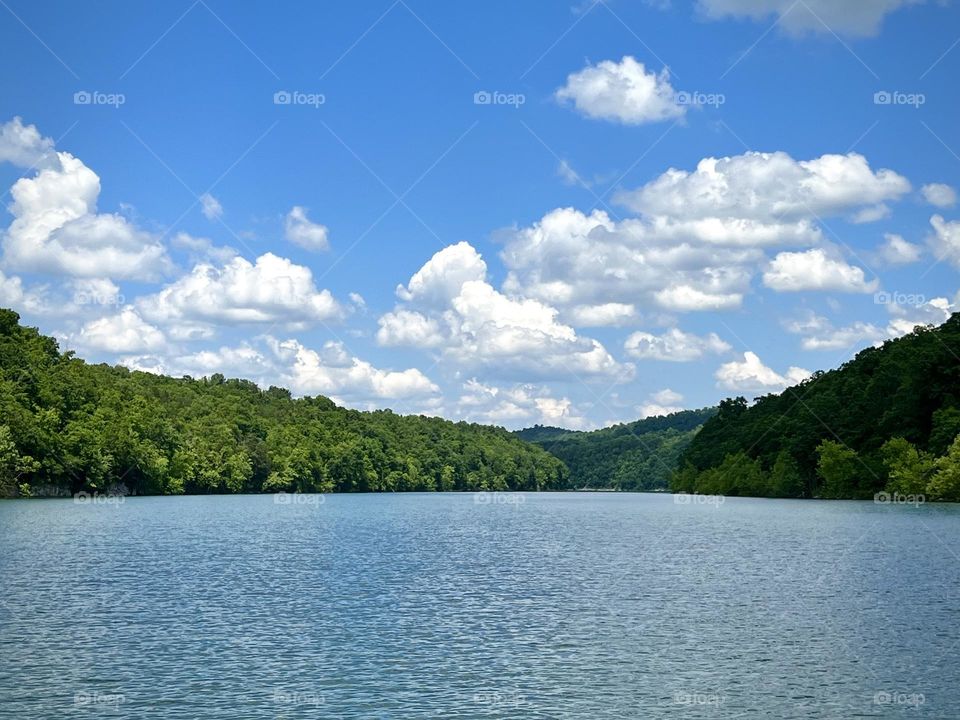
675 314 960 501
0 310 567 497
517 408 716 491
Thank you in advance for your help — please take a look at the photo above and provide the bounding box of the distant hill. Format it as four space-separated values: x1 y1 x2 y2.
0 309 566 497
675 314 960 501
516 408 717 491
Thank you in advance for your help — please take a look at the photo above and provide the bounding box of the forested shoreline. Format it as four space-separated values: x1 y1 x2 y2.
0 310 566 497
670 315 960 502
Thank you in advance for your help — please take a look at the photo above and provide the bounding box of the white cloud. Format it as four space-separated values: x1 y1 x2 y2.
381 242 630 381
886 296 954 336
922 183 957 208
70 307 166 353
763 248 878 293
455 379 591 430
716 351 811 392
928 215 960 268
638 388 685 418
876 233 922 266
616 151 910 223
170 231 238 264
0 118 172 281
271 337 438 401
0 116 57 168
696 0 926 37
284 206 329 252
138 252 343 331
654 285 744 311
624 327 731 361
199 193 223 220
555 56 684 125
566 303 637 326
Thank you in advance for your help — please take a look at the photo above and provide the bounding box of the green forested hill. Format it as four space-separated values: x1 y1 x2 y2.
0 310 567 497
674 315 960 501
517 408 716 490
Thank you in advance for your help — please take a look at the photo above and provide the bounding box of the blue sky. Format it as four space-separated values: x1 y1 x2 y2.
1 0 959 429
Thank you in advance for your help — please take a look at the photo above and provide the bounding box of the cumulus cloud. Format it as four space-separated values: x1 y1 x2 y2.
70 307 166 353
763 248 878 293
555 56 684 125
638 388 685 418
716 351 811 392
876 233 922 266
199 193 223 220
455 379 591 430
696 0 927 37
922 183 957 208
284 206 329 252
138 252 343 333
0 117 172 281
501 152 907 317
928 215 960 268
379 242 630 381
624 327 731 361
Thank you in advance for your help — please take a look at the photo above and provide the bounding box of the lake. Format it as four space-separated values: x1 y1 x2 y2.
1 492 958 718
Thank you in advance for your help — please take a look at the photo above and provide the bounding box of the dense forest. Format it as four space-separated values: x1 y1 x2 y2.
673 315 960 501
0 310 567 497
516 408 716 491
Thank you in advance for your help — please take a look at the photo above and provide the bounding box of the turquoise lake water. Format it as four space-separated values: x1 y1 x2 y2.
0 492 958 718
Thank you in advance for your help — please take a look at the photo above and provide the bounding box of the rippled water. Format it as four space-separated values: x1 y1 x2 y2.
1 492 958 718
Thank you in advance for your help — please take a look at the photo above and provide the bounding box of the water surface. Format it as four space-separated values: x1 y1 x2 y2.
1 492 958 718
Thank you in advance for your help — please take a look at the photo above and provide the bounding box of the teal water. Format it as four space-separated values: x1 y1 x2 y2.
0 492 958 718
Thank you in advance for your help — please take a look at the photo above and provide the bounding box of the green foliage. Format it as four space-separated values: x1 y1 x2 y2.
927 434 960 502
519 409 716 490
677 315 960 499
0 309 566 497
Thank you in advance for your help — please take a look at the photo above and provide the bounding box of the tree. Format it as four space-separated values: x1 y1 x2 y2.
880 437 933 496
816 441 867 499
927 434 960 502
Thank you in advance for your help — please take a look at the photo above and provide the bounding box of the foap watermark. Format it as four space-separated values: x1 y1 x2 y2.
74 291 125 307
473 90 525 108
874 691 925 707
273 90 326 108
874 291 925 306
74 90 125 108
874 492 925 507
271 689 324 707
472 690 525 708
674 691 726 707
674 492 724 508
74 491 125 506
74 691 125 708
273 491 324 506
874 90 925 108
474 491 525 507
675 90 725 108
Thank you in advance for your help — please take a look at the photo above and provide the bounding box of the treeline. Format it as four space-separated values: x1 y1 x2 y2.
517 408 716 491
674 314 960 500
0 310 567 497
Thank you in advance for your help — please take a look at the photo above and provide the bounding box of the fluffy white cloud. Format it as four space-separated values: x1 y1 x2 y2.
70 307 166 353
0 116 57 168
616 152 910 223
638 388 685 418
455 379 590 430
171 232 238 264
0 118 172 280
555 56 684 125
876 233 922 265
886 296 954 336
381 242 630 381
566 303 637 327
138 252 343 331
696 0 926 37
922 183 957 208
929 215 960 268
763 248 878 293
284 206 329 252
376 309 445 347
270 337 438 401
716 351 811 392
502 152 907 317
199 193 223 220
624 327 731 361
